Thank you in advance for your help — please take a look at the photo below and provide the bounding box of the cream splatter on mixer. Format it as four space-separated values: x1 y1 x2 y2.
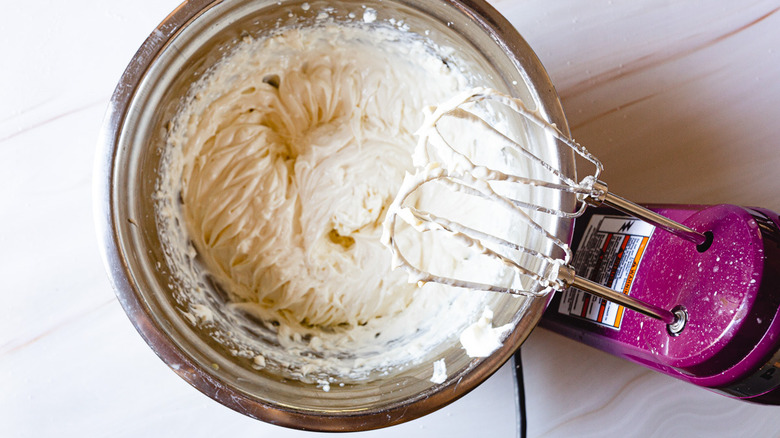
155 23 515 382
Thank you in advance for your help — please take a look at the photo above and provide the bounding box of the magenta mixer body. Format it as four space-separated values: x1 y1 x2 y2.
540 204 780 404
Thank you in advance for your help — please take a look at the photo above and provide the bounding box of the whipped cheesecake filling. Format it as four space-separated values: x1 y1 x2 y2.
156 23 507 381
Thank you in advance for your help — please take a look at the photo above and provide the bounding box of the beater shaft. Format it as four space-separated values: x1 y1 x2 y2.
558 266 678 325
585 180 707 246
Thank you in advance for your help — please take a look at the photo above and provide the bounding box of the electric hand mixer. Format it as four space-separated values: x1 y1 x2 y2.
382 88 780 404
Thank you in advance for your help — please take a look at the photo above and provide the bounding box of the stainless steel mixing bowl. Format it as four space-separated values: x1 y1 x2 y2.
94 0 573 431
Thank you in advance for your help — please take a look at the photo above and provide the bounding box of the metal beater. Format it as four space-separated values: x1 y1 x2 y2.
382 88 697 328
382 88 780 403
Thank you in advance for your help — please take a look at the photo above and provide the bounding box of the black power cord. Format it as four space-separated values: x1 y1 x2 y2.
513 348 527 438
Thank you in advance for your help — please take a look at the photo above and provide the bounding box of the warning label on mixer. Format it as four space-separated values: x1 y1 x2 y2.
557 215 654 329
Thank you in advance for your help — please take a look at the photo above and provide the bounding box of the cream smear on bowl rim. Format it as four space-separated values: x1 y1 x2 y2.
154 13 528 386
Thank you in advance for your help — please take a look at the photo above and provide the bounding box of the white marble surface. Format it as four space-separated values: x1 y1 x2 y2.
2 0 780 436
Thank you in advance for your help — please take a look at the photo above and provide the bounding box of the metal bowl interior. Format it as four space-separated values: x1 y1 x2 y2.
94 0 573 431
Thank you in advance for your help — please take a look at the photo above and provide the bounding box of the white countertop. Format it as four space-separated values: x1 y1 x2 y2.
3 1 780 436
